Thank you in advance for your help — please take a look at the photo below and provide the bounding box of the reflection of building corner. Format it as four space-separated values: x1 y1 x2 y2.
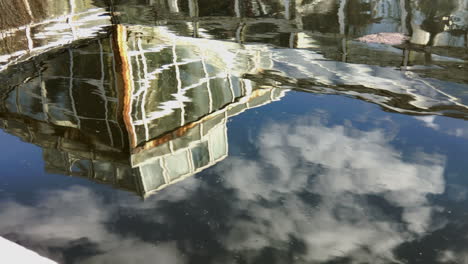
0 20 286 198
130 86 285 198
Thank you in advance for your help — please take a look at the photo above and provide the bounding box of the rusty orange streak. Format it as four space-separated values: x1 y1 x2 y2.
114 24 136 149
132 88 272 155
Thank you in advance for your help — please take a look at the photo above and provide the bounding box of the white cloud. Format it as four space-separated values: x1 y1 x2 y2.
0 115 452 263
0 186 187 264
414 116 468 139
414 116 440 130
216 116 446 263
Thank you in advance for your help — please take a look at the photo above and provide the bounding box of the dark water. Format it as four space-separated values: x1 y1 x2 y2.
0 0 468 263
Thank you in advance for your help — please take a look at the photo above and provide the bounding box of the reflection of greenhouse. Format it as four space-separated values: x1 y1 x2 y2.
134 119 229 195
35 85 281 197
0 22 285 197
117 24 275 148
0 0 111 72
40 115 230 196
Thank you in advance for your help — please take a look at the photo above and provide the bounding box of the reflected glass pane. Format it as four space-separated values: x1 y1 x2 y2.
165 150 191 181
139 160 166 192
191 141 210 169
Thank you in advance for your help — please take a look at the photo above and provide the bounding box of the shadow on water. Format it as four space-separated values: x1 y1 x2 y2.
0 0 467 263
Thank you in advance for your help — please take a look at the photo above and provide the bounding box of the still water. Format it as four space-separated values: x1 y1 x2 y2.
0 0 468 263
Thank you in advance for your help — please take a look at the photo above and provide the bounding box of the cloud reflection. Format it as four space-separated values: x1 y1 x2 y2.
0 115 450 263
216 116 446 262
0 186 187 264
414 115 468 139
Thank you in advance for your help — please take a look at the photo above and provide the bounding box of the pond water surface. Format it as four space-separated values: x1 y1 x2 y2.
0 1 468 263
